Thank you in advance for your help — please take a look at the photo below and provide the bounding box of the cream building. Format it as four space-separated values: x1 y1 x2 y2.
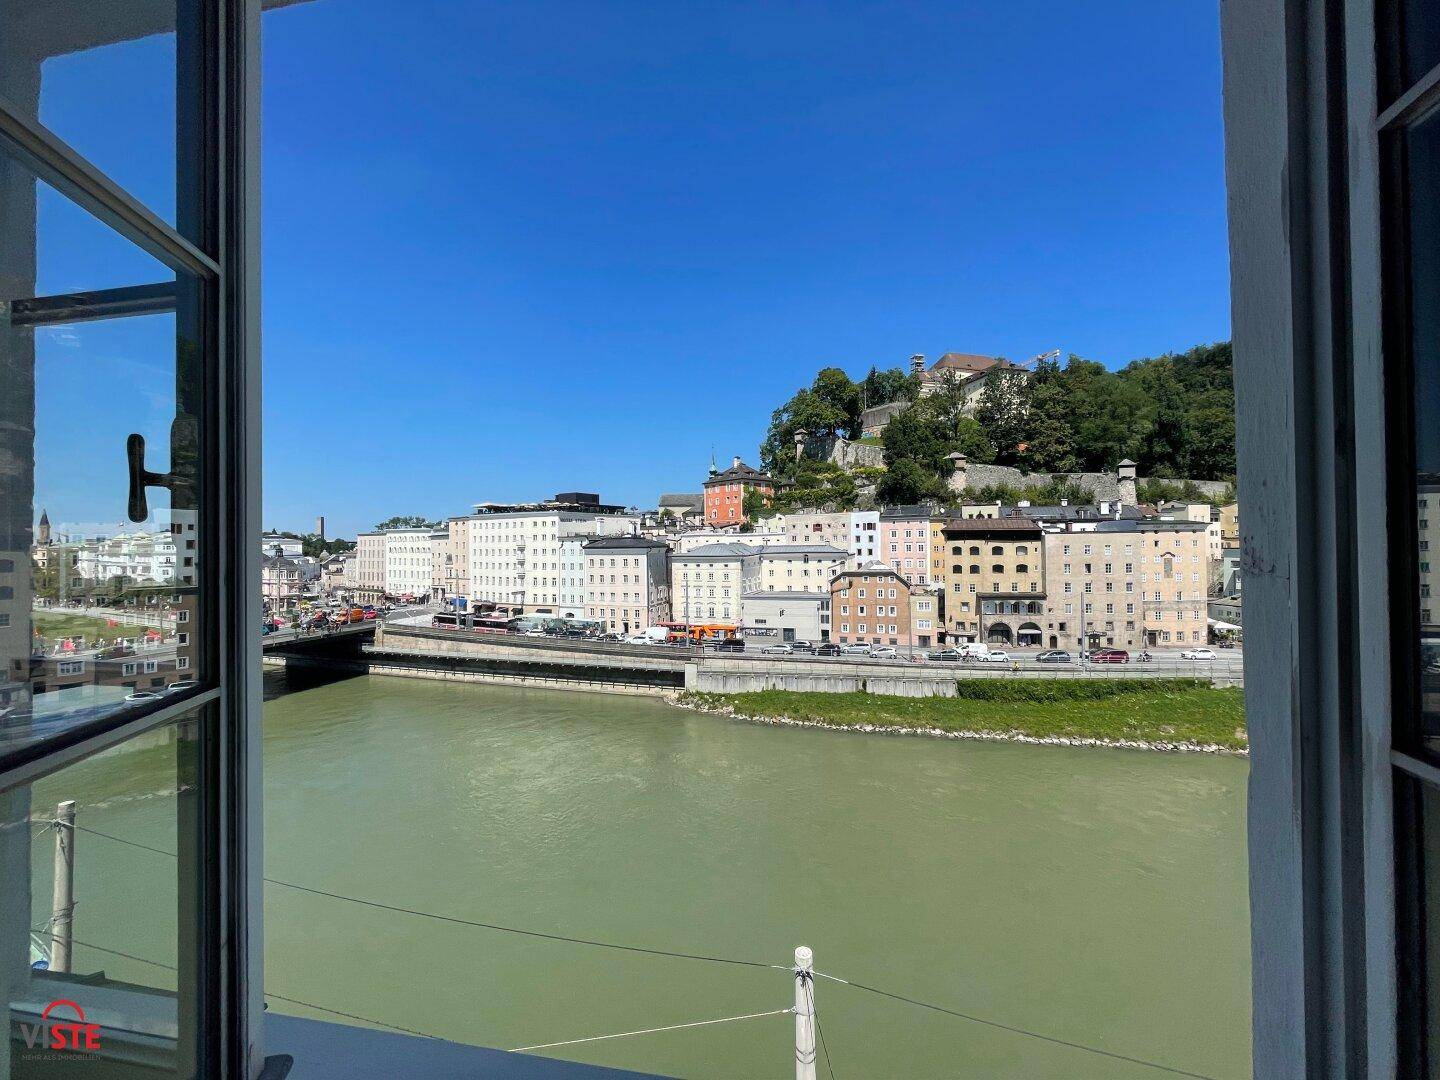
938 518 1046 644
382 527 433 600
755 545 849 593
670 543 762 624
583 536 671 633
673 529 784 553
354 532 386 604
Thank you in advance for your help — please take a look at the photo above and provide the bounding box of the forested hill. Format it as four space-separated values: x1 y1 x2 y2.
759 342 1235 506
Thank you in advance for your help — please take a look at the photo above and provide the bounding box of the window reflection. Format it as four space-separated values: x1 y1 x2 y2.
0 144 205 766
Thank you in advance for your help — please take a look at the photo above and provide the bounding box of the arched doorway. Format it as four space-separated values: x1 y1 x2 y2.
1018 622 1042 646
987 622 1013 645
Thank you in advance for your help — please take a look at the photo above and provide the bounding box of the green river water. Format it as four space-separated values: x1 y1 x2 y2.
29 670 1252 1078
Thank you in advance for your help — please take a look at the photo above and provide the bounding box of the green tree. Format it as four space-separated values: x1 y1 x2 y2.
974 370 1032 464
876 460 947 505
373 515 435 530
860 366 920 409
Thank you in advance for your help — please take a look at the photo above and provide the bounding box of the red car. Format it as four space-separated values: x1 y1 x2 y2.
361 609 378 620
1088 649 1130 663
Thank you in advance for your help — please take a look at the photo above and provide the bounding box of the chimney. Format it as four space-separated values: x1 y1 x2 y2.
732 455 742 469
910 354 926 375
1116 459 1138 506
1060 499 1068 507
316 515 325 540
946 452 968 496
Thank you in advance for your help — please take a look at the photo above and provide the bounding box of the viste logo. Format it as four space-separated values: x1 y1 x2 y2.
19 998 103 1054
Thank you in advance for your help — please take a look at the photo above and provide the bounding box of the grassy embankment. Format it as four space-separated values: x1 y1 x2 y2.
682 679 1247 751
32 612 163 641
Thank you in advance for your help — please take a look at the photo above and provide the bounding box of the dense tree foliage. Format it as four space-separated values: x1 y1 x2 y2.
373 515 438 530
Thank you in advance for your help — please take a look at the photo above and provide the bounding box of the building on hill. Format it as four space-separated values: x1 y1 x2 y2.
859 352 1032 437
879 506 938 586
703 456 774 527
656 493 705 525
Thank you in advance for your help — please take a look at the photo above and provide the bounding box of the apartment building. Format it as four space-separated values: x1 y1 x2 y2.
703 456 774 527
830 563 915 647
756 545 849 593
910 586 942 648
879 507 935 585
583 536 671 634
261 554 320 606
938 518 1045 644
76 514 199 588
757 510 878 562
1157 502 1226 562
670 543 761 624
382 527 432 600
353 532 386 604
436 516 471 604
463 495 641 613
428 527 449 602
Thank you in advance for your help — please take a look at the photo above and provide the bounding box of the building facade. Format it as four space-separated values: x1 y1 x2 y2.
755 545 849 593
583 536 672 634
702 457 774 527
354 532 387 604
738 592 830 643
938 518 1046 644
830 563 915 647
382 527 433 601
670 543 761 624
465 496 641 613
879 507 935 585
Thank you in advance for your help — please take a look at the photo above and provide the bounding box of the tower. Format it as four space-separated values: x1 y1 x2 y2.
37 508 50 545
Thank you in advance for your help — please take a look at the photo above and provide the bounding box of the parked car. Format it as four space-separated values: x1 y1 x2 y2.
361 609 379 621
1089 649 1130 663
527 628 551 637
1035 650 1071 663
261 622 276 636
981 650 1011 663
840 643 872 655
814 642 842 657
165 680 200 695
1180 647 1217 660
789 641 816 653
869 645 898 659
715 638 746 653
927 648 963 661
761 643 794 655
125 690 162 703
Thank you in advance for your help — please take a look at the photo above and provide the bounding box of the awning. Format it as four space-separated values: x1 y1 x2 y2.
1209 618 1241 630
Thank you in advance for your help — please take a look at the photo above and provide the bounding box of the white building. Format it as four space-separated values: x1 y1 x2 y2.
465 498 641 613
738 591 831 644
354 532 386 604
383 527 433 600
261 533 303 559
669 543 762 624
756 512 878 562
76 511 198 588
672 529 785 553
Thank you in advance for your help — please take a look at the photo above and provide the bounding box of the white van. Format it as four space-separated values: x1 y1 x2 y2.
956 642 990 659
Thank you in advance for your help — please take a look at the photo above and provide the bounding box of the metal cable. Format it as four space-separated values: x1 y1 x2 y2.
508 1007 792 1053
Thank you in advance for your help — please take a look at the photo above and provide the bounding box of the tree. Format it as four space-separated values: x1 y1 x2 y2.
860 366 920 409
876 460 948 505
974 371 1032 464
373 515 435 530
742 487 771 522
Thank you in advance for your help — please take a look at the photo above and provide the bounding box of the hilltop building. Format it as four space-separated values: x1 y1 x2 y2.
703 456 774 527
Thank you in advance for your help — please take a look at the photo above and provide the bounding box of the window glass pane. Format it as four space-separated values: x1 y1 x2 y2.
0 0 195 238
0 715 203 1078
1380 0 1440 107
0 146 208 769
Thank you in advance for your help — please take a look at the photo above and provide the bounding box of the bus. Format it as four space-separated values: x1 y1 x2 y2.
661 623 739 644
431 613 518 634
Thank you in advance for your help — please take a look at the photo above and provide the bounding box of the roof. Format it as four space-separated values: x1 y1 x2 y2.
832 560 909 581
930 352 999 373
1007 504 1148 522
658 493 704 510
879 504 939 520
755 544 849 556
941 517 1043 534
582 536 669 551
674 542 761 558
703 461 771 486
1088 519 1208 534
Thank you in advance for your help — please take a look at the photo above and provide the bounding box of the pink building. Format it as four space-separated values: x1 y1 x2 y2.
879 507 934 586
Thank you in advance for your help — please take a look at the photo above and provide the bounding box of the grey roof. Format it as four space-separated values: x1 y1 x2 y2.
1087 519 1209 534
658 493 704 510
674 542 761 558
755 544 849 556
879 504 939 520
582 536 669 551
704 460 770 485
1007 504 1147 522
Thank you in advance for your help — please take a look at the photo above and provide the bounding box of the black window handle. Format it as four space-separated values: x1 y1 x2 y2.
126 433 174 523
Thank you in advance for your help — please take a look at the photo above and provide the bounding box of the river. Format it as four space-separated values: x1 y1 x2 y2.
29 670 1252 1078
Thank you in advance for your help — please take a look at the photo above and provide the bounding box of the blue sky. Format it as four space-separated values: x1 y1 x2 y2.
33 1 1229 540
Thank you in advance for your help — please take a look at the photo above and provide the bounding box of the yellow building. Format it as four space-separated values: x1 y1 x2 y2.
938 518 1045 644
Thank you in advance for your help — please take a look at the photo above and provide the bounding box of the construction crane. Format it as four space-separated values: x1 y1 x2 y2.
1017 348 1062 370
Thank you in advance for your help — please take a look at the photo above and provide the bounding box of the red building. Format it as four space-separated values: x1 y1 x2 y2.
703 456 774 528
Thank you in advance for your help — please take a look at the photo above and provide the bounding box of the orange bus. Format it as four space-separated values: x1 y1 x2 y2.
663 623 739 643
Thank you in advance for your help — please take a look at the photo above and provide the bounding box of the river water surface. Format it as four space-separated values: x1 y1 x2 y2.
31 671 1252 1078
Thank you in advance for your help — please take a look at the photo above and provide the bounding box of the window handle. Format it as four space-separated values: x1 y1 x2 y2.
126 433 174 523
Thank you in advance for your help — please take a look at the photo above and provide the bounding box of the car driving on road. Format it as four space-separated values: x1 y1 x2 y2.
869 645 898 659
1180 647 1217 660
813 643 842 657
1089 649 1130 663
839 643 872 655
982 650 1010 662
927 648 962 661
1035 650 1071 663
761 642 794 655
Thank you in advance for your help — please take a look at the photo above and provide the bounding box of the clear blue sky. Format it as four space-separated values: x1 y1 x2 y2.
33 1 1230 540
